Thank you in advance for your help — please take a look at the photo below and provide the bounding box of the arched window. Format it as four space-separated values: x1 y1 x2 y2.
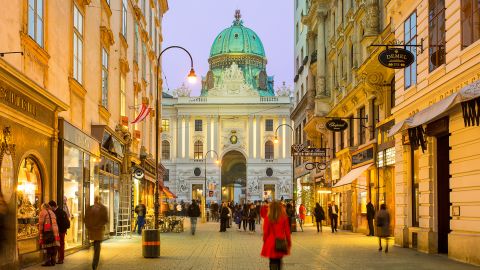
162 140 170 160
194 140 203 160
265 140 274 160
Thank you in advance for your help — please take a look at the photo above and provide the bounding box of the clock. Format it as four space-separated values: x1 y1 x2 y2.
230 135 238 144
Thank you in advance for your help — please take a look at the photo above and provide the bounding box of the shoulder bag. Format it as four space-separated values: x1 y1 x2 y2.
271 220 288 253
43 210 55 244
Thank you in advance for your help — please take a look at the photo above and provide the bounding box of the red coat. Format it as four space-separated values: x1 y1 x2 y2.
260 205 268 219
299 205 306 220
261 215 292 259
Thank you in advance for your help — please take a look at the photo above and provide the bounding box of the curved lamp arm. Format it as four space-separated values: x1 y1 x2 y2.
274 123 294 144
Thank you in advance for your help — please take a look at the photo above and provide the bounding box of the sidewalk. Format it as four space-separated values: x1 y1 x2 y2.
26 221 480 270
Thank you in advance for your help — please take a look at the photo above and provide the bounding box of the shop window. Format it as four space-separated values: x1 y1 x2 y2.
192 184 203 201
265 140 274 160
404 12 417 89
429 0 446 71
411 146 421 227
162 140 170 160
63 144 84 248
461 0 480 48
194 140 203 160
17 157 42 244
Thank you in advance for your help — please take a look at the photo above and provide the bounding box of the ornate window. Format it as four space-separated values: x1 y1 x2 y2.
73 4 84 84
101 48 109 108
461 0 480 48
265 119 273 131
195 119 203 131
162 119 170 132
162 140 170 160
429 0 446 71
194 141 203 160
28 0 44 46
404 12 417 89
265 140 274 160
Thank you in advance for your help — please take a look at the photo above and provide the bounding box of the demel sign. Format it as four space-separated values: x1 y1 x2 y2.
378 48 415 69
326 119 348 132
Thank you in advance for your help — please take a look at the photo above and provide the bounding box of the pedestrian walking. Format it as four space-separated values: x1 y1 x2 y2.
248 204 257 233
285 202 294 232
298 204 306 232
38 203 60 266
376 204 391 253
48 200 70 264
187 200 201 235
242 204 249 231
328 201 339 233
134 200 147 234
313 203 325 233
234 205 243 230
367 201 375 236
219 202 229 232
261 201 291 270
85 196 109 270
255 202 261 224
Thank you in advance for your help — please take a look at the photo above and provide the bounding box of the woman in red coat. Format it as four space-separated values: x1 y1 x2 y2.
298 204 306 232
261 201 292 270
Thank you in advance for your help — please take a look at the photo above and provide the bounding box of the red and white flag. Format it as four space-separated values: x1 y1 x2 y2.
131 104 152 124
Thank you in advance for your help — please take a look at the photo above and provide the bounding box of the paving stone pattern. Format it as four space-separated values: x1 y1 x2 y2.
27 221 480 270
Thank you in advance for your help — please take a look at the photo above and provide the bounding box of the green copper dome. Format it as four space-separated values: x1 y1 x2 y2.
210 16 265 57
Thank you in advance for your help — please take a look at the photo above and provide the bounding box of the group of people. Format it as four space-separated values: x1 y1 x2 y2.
38 196 108 269
216 201 269 233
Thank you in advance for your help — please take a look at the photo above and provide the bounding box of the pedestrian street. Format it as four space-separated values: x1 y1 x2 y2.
26 221 479 270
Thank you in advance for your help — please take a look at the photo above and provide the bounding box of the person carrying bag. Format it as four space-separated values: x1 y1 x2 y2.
261 201 291 270
38 203 60 266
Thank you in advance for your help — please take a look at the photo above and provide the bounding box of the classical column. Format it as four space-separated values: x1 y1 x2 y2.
185 116 190 159
207 115 212 157
177 116 183 158
248 115 254 158
307 32 316 111
317 11 326 97
213 116 219 154
255 115 261 159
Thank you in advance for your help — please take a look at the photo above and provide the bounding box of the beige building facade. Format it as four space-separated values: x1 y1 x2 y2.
0 0 168 268
386 0 480 265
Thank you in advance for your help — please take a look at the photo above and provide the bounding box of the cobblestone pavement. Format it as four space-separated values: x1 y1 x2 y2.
27 220 479 270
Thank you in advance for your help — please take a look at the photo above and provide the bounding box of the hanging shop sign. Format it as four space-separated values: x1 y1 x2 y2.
378 48 415 69
326 119 348 132
304 162 327 171
291 146 327 157
132 167 144 179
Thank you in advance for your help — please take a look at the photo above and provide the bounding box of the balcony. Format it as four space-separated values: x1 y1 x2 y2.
298 65 304 74
294 74 299 82
311 50 317 64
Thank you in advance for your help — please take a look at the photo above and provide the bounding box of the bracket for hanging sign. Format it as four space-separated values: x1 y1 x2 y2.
370 38 424 54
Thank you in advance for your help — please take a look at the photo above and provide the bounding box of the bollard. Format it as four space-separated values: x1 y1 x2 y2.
142 229 160 258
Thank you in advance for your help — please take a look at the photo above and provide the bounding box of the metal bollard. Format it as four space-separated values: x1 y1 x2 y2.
142 229 160 258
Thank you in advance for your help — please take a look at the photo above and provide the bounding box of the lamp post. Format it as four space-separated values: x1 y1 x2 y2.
273 124 295 202
155 46 196 229
203 150 220 223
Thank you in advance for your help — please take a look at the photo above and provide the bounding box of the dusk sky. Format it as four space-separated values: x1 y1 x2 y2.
162 0 294 96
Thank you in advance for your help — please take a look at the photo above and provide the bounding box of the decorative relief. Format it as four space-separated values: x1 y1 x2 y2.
173 83 191 97
207 63 259 97
206 70 214 90
364 0 379 36
258 70 267 90
247 176 260 195
100 26 115 47
276 82 291 97
119 58 130 73
279 177 291 195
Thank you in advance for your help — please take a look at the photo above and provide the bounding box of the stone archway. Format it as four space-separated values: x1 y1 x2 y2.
221 150 246 204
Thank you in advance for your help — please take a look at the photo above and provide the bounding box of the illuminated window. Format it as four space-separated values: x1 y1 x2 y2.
194 141 203 160
161 119 170 132
265 140 274 160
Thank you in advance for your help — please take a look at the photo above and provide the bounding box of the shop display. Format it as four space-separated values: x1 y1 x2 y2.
17 158 41 241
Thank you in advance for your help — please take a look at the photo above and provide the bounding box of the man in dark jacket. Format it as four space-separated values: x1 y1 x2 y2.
48 200 70 264
366 201 375 236
85 196 108 270
219 202 229 232
134 200 146 235
187 200 201 235
328 201 339 233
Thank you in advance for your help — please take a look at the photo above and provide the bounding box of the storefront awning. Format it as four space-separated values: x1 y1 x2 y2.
333 163 373 188
161 186 177 199
388 80 480 137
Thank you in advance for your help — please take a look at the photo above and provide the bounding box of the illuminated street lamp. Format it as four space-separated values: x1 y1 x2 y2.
273 124 294 201
155 46 196 230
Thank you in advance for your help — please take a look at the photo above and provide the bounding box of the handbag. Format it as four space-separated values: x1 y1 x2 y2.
271 220 288 253
43 210 55 244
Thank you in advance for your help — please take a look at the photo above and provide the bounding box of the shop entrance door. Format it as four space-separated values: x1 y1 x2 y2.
437 134 450 254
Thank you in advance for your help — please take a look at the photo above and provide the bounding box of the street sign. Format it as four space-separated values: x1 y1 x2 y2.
378 48 415 69
326 119 348 132
292 147 327 157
